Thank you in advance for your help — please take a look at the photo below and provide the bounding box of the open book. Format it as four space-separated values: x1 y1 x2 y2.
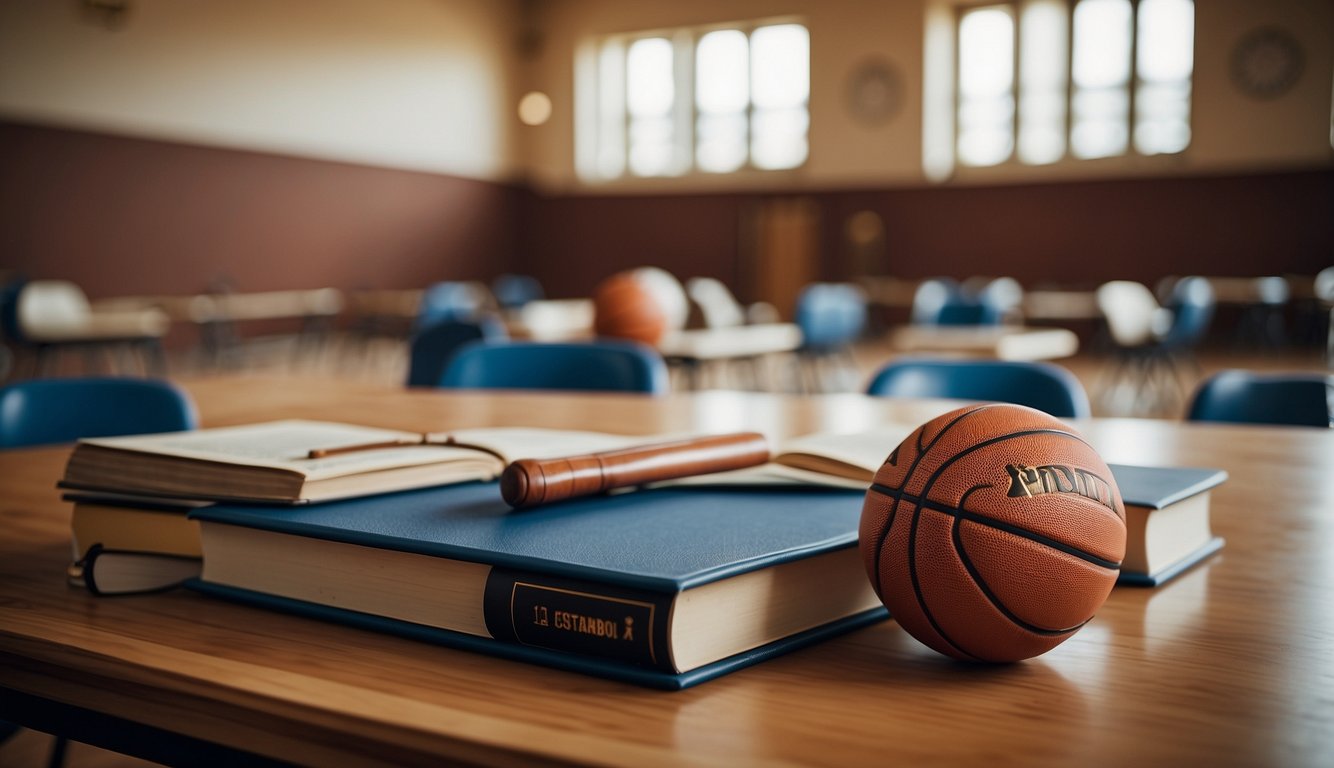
60 421 648 503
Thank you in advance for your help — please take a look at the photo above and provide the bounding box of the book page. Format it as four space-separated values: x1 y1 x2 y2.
772 426 917 481
440 427 660 464
664 426 917 490
80 420 487 479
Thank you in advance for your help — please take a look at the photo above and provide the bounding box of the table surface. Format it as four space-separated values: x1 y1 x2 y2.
888 325 1081 360
2 376 1332 767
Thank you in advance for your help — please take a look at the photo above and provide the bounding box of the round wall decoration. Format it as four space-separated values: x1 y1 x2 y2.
1230 26 1304 99
847 58 902 125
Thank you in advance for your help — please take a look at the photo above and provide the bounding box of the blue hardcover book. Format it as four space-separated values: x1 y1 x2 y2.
1111 464 1228 587
188 483 887 690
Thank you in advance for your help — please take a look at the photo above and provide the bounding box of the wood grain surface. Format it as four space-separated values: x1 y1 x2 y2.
2 376 1332 767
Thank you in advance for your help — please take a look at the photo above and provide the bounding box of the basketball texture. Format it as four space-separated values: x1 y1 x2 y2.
859 404 1126 662
593 271 669 345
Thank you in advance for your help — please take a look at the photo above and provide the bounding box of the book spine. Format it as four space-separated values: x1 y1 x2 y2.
483 568 675 671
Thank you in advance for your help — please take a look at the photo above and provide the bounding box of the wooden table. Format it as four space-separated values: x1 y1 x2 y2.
2 376 1332 767
888 325 1080 360
657 323 803 389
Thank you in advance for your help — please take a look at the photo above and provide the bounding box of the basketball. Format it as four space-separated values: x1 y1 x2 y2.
859 404 1126 662
593 271 669 345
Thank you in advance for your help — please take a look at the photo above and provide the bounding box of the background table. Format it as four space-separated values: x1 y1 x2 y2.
2 377 1332 766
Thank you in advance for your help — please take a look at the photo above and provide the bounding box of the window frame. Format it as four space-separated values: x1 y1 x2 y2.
949 0 1192 170
578 16 810 183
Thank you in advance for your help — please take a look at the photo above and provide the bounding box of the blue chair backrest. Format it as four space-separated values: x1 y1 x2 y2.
1186 370 1332 427
406 318 506 387
913 277 1015 326
1161 276 1215 349
440 340 670 394
492 274 545 310
865 358 1091 418
0 377 198 448
417 282 489 329
796 283 867 350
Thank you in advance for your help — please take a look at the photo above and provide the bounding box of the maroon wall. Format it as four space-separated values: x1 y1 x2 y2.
0 121 521 298
4 120 1330 309
520 170 1334 301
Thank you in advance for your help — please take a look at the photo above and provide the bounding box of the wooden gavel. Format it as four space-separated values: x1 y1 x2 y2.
500 432 771 509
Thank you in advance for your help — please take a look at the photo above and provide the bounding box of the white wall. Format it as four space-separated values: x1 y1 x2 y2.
524 0 1334 192
1 0 1328 189
0 0 522 180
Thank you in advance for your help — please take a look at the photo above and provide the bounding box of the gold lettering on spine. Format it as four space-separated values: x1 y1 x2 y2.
509 582 658 664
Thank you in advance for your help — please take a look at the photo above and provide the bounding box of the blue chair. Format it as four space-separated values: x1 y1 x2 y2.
406 318 506 387
416 281 492 329
1161 276 1215 357
910 278 964 325
440 341 669 394
492 274 545 310
0 377 198 448
1186 370 1332 428
866 358 1092 418
795 283 868 392
913 277 1020 326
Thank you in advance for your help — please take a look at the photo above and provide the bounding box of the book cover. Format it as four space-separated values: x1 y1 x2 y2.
1113 465 1228 587
189 482 887 690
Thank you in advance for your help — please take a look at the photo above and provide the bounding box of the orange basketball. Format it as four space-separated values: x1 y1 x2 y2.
859 404 1126 662
593 271 668 345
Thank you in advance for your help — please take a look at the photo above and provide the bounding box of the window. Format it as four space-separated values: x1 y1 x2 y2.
578 20 809 180
950 0 1193 169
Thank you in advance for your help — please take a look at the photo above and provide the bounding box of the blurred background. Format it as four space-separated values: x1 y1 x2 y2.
1 0 1331 418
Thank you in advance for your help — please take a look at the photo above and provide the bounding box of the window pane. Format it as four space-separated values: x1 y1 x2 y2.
1138 0 1193 82
751 23 809 170
957 7 1014 166
1136 0 1193 155
752 107 808 169
626 37 675 176
696 29 748 172
697 30 749 113
1073 0 1131 89
1072 0 1131 158
1019 1 1068 164
626 37 674 117
596 40 626 179
698 113 747 172
751 24 809 109
1071 88 1129 158
629 117 675 176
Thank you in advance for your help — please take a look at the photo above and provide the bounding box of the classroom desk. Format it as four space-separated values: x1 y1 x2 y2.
2 377 1332 767
657 323 803 389
887 325 1080 360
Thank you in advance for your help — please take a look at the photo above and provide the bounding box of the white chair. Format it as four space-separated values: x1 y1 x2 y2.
14 280 169 376
685 277 747 329
1094 280 1177 415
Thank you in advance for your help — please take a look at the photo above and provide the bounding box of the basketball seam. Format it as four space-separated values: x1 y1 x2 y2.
869 483 1122 570
916 427 1123 563
950 511 1090 637
878 404 998 661
913 428 1112 657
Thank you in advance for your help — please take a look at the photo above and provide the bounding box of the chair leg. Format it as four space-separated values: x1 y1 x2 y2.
47 734 68 768
142 339 168 377
36 345 58 376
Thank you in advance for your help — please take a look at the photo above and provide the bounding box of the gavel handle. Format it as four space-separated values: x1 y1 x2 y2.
500 432 771 508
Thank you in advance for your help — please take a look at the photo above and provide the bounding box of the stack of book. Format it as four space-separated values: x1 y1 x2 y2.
62 420 649 593
60 420 1227 687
